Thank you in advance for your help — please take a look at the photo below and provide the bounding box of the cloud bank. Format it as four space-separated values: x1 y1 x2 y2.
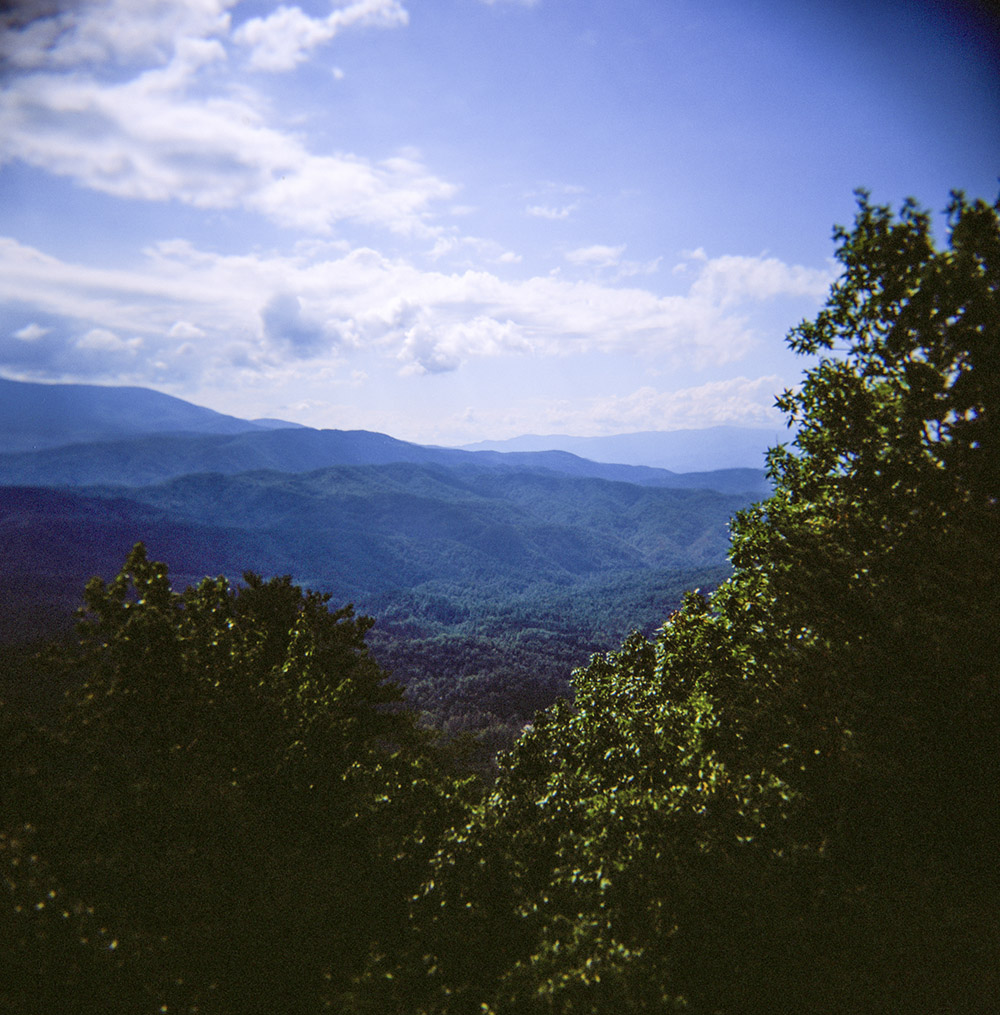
0 232 833 386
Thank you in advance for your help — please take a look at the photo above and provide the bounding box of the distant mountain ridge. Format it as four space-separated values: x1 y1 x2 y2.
0 429 770 497
460 425 791 473
0 377 272 453
0 377 772 496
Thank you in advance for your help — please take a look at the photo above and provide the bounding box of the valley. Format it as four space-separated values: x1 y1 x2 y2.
0 378 761 744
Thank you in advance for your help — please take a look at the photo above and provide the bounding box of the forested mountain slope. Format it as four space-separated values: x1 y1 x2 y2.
0 377 264 452
1 463 745 735
0 381 762 747
2 463 745 604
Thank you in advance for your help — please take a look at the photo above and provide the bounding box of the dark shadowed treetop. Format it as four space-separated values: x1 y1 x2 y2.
363 190 1000 1014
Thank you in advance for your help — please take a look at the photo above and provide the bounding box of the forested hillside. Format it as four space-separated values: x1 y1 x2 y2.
3 192 997 1013
1 462 744 739
0 401 766 738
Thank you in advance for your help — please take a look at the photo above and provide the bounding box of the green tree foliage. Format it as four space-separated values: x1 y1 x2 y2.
729 192 999 856
365 192 999 1013
4 192 996 1014
2 545 474 1014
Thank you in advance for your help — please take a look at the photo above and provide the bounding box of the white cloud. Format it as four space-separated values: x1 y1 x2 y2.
77 327 142 352
0 234 828 388
249 150 455 235
13 322 49 341
233 0 408 73
566 244 662 279
566 244 625 267
689 253 835 307
168 320 206 339
0 0 234 70
260 291 335 356
587 376 787 430
398 314 528 375
0 0 448 236
567 245 665 285
526 203 577 220
427 233 522 266
234 6 339 72
0 70 453 233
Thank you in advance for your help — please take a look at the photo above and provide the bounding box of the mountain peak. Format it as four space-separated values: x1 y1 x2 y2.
0 377 262 453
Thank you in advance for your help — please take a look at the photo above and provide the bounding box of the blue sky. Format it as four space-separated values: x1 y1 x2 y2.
1 0 997 444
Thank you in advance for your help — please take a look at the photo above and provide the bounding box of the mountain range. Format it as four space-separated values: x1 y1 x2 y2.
0 377 781 479
0 377 774 736
0 378 772 496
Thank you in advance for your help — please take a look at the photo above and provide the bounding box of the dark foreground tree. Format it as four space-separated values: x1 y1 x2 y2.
2 546 474 1014
359 191 999 1013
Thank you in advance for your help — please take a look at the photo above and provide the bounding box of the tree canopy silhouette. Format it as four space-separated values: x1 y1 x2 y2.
2 547 474 1013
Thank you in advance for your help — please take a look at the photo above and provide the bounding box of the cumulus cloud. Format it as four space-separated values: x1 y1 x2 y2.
0 233 830 389
398 314 528 375
0 0 449 236
398 329 461 375
260 292 332 357
234 0 408 72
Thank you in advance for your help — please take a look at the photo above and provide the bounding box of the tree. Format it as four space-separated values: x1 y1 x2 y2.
730 190 1000 860
2 545 474 1014
365 191 1000 1013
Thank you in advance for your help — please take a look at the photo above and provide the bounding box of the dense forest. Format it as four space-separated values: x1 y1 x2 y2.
1 456 750 745
3 191 998 1012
